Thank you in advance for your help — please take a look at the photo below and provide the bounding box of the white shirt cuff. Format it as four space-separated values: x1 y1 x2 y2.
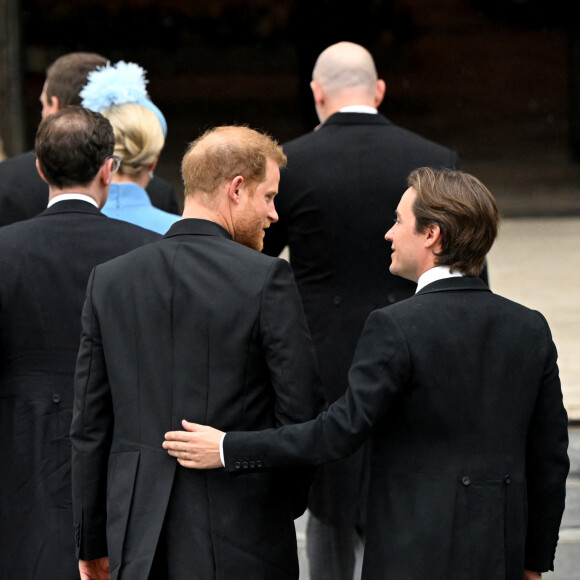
219 433 226 467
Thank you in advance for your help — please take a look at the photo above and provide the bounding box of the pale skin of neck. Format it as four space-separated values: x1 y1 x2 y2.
111 157 159 190
311 78 386 123
181 177 245 238
36 157 115 209
112 167 151 189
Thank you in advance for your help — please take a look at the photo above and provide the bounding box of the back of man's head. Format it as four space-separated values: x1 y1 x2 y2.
35 106 114 189
181 125 286 199
409 167 500 277
312 41 378 99
44 52 107 108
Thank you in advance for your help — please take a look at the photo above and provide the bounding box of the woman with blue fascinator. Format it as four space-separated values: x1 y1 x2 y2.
81 61 180 234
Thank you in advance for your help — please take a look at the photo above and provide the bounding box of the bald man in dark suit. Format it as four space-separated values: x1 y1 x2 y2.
262 41 462 579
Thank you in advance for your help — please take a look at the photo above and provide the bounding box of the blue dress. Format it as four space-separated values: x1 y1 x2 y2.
102 182 180 234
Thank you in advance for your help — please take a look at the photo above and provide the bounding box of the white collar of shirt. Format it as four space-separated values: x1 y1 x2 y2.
416 265 464 293
338 105 378 114
47 193 99 208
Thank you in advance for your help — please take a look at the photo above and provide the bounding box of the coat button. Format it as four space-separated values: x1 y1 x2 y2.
504 475 511 485
234 462 241 470
52 394 61 404
461 476 471 486
333 295 342 306
249 461 256 469
242 461 249 469
256 460 263 468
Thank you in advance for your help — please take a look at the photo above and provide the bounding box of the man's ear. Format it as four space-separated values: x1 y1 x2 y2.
35 158 48 184
228 176 244 203
374 79 386 108
424 223 442 252
310 80 324 107
43 95 60 118
100 157 115 186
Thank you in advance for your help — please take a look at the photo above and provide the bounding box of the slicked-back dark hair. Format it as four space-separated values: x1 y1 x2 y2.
35 106 114 189
409 167 500 277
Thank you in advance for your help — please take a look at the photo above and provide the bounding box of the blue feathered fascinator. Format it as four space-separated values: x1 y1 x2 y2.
80 61 167 136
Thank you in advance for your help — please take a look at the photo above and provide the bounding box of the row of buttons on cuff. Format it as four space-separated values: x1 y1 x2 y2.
234 460 263 470
461 475 512 486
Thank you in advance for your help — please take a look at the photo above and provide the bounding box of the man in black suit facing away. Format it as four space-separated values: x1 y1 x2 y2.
166 167 569 580
0 106 160 580
0 52 179 227
70 126 323 580
262 40 462 579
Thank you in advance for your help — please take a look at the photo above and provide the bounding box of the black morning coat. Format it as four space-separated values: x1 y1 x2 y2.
0 201 160 579
70 219 324 579
263 111 462 527
224 276 570 580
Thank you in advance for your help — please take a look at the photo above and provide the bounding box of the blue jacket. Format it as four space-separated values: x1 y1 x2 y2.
102 182 180 234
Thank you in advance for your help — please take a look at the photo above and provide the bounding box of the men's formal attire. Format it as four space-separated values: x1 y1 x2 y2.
0 198 160 580
0 150 179 227
224 274 570 580
262 110 461 576
70 218 323 580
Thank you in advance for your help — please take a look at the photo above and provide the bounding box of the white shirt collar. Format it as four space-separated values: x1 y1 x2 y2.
47 193 99 208
339 105 378 114
416 265 463 293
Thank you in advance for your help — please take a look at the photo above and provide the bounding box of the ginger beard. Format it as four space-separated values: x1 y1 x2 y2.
233 195 267 252
231 158 280 252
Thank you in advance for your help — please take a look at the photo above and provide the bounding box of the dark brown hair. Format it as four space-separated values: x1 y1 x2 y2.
409 167 500 276
45 52 107 107
35 106 114 188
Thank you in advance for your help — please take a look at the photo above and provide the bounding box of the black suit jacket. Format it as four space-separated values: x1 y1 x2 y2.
0 201 159 580
0 150 179 227
225 277 569 579
263 112 461 525
70 219 323 580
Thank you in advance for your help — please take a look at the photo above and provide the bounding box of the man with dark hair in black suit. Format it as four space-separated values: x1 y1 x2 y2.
0 51 179 227
0 106 160 580
261 40 462 579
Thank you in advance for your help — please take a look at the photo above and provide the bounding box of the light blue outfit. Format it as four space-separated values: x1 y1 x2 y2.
102 182 180 234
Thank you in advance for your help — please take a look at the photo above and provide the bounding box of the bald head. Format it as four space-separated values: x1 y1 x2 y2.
310 42 385 122
313 42 378 93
